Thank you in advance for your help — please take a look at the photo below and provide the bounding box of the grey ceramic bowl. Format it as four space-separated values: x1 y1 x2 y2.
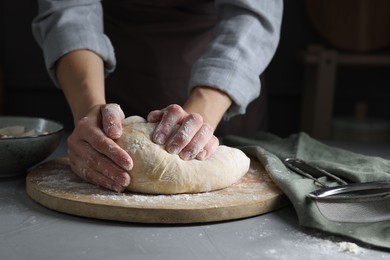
0 116 64 177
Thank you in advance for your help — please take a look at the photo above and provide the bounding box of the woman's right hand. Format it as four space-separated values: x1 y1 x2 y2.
67 103 133 192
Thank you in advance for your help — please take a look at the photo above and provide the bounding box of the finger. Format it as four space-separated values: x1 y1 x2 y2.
75 117 133 172
101 104 125 139
147 110 163 123
69 157 126 193
196 135 219 160
152 104 184 145
67 140 131 187
166 113 203 155
178 123 214 160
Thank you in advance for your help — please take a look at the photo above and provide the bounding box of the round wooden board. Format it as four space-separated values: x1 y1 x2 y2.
26 157 288 224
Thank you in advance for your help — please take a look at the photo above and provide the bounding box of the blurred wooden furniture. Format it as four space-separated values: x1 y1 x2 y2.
302 1 390 139
0 64 4 114
305 0 390 52
301 45 390 139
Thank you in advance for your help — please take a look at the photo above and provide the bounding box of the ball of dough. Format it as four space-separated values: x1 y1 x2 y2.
116 116 250 194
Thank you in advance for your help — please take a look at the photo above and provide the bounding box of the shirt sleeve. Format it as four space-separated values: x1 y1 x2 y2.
31 0 115 87
188 0 283 119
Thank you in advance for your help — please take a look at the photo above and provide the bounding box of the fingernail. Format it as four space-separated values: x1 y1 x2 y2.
196 150 207 160
122 162 132 171
121 157 132 171
167 144 180 155
110 184 125 193
154 133 166 145
105 122 121 139
124 165 132 172
114 173 130 187
180 151 195 161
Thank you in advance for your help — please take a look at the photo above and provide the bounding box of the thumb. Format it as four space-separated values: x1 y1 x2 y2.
101 103 125 139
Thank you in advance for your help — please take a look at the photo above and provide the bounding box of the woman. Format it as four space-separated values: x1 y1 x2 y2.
32 0 283 192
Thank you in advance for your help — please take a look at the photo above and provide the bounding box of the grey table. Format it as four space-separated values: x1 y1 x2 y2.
1 135 389 260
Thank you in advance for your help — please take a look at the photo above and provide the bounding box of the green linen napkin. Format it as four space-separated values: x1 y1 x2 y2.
222 132 390 249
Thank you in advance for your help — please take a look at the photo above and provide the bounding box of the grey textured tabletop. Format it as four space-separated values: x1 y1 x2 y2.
1 135 389 260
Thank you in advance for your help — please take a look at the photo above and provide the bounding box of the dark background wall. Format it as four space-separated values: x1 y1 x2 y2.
0 0 73 130
1 0 390 137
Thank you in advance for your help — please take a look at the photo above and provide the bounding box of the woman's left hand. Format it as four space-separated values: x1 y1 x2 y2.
147 104 219 160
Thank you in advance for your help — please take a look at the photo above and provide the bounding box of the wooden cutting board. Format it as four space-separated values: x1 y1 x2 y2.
26 157 288 224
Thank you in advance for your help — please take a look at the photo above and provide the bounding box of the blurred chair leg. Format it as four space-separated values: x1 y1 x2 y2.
301 46 337 139
0 64 5 115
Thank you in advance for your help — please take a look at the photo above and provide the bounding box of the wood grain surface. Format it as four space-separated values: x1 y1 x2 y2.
305 0 390 51
26 157 288 224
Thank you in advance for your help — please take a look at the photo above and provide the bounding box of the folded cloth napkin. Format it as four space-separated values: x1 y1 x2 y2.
222 132 390 249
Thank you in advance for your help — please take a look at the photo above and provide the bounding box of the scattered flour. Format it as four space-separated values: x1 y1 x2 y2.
30 157 280 210
337 242 364 255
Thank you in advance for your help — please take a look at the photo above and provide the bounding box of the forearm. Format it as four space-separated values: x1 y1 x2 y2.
32 0 115 87
189 0 283 119
56 50 106 124
183 86 232 129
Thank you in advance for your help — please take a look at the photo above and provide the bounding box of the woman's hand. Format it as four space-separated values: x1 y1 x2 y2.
67 103 132 192
147 104 219 160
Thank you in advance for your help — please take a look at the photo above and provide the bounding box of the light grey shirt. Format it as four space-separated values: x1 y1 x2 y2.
32 0 283 119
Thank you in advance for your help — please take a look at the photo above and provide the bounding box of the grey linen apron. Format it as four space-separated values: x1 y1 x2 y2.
102 0 267 136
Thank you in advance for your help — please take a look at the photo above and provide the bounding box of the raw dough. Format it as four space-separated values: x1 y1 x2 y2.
116 116 250 194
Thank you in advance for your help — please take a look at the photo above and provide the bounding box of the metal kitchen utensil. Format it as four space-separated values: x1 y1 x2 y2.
309 182 390 223
308 181 390 201
283 158 348 187
283 158 390 223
